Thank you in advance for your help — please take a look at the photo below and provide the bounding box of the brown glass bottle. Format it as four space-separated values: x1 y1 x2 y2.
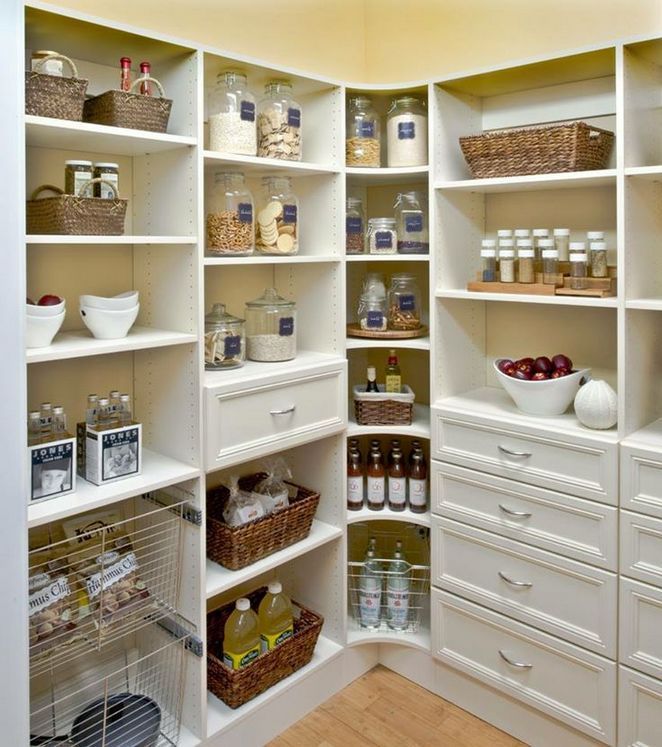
347 447 364 511
366 446 385 511
408 450 427 513
387 439 401 466
387 449 406 512
407 440 422 469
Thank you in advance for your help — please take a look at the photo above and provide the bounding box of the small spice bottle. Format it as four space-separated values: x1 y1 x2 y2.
542 247 559 285
497 237 513 261
587 231 604 243
569 253 588 290
590 241 608 278
481 247 497 282
517 247 535 284
93 163 119 199
497 229 513 256
553 228 570 261
514 228 530 241
499 249 515 283
532 228 549 260
64 160 93 196
569 240 586 256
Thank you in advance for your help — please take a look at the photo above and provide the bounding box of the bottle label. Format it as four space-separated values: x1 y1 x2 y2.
398 294 415 311
409 478 427 508
388 476 406 505
98 173 119 200
405 214 423 233
238 202 253 223
240 100 255 122
387 587 409 626
366 310 384 328
359 583 382 626
346 216 363 234
223 644 260 670
260 625 293 653
385 375 401 393
367 476 385 505
279 317 294 336
287 107 301 128
375 231 392 249
398 121 416 139
283 204 297 224
347 476 363 506
224 335 242 357
360 120 375 138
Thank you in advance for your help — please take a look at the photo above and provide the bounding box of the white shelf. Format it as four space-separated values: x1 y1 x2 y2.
204 254 341 265
435 169 617 193
621 417 662 450
27 449 200 528
625 165 662 180
26 327 197 363
347 403 430 439
206 635 343 737
25 115 196 156
206 520 342 598
177 724 201 747
204 150 339 176
26 235 197 244
346 622 431 652
346 336 430 350
345 254 429 262
347 506 430 526
626 298 662 310
345 165 429 185
436 289 619 308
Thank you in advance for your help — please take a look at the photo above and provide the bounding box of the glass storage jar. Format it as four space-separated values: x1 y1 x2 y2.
206 171 255 256
346 196 365 254
569 252 588 290
386 96 428 167
346 96 381 167
257 80 302 161
367 217 397 255
532 228 549 259
499 249 515 282
208 71 257 155
517 247 535 283
569 240 586 256
394 191 429 254
245 287 297 362
358 293 387 332
256 176 298 255
362 272 387 299
204 303 246 370
388 273 422 330
590 241 608 277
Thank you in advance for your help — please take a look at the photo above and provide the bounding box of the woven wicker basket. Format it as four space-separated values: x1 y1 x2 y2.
26 180 127 236
25 53 88 121
207 587 323 709
353 384 415 426
206 474 320 571
83 76 172 133
459 121 614 178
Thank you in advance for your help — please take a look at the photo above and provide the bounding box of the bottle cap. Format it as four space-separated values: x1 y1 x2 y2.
569 253 588 262
553 228 570 236
590 242 607 251
40 402 52 409
497 239 513 248
236 598 250 611
98 397 109 406
120 57 131 67
532 228 549 237
480 249 496 258
268 581 283 594
496 229 512 237
93 162 119 169
498 249 514 258
516 239 533 248
367 366 377 378
29 411 40 419
53 406 64 414
514 229 530 237
64 160 93 166
120 394 130 402
538 238 554 248
569 241 586 251
481 239 496 248
587 231 604 240
542 249 559 258
109 390 120 398
518 249 535 258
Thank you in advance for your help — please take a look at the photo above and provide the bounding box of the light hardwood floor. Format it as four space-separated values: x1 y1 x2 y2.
267 665 527 746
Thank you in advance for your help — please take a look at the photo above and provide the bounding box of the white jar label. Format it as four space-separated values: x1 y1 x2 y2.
388 477 406 506
98 173 118 200
375 231 392 249
386 587 409 626
408 478 427 508
398 121 415 139
347 476 363 506
367 476 385 505
240 101 255 122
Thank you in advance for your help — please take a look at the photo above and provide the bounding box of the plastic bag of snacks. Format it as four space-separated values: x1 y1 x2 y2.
29 550 77 654
251 458 291 514
222 475 265 527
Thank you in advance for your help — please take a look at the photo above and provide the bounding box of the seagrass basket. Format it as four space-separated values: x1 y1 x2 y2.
353 384 415 426
25 53 88 121
83 76 172 133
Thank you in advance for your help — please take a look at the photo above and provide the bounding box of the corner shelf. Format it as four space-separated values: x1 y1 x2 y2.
436 289 618 308
346 336 430 350
347 506 430 527
346 621 431 652
346 165 429 185
347 403 430 439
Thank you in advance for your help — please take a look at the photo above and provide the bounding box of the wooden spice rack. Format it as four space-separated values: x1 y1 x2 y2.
467 265 617 298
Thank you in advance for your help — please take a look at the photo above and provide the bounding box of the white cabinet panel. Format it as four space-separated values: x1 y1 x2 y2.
618 666 662 747
621 510 662 588
620 578 662 680
622 444 662 520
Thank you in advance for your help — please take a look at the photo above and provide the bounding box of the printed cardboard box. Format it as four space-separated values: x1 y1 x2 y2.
77 421 142 486
28 436 76 504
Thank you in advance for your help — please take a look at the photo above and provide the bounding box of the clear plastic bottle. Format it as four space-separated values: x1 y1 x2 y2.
206 172 255 257
496 237 513 261
517 246 535 284
86 394 98 426
258 581 293 652
256 176 298 255
96 397 111 429
386 540 410 631
569 240 586 257
393 191 428 254
52 406 67 435
570 252 588 290
39 403 52 437
223 598 261 670
119 394 132 425
346 95 381 167
590 241 608 278
532 228 549 260
359 540 382 629
257 80 302 161
208 70 257 155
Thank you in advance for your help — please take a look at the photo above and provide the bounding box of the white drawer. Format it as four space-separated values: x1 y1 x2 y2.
431 517 617 657
204 364 346 470
621 444 662 520
432 407 618 504
432 461 617 570
620 577 662 680
621 510 662 588
618 665 662 747
431 589 616 744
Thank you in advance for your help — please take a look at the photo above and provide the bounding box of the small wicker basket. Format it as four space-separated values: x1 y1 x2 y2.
83 76 172 133
353 384 415 426
207 586 324 709
25 53 88 121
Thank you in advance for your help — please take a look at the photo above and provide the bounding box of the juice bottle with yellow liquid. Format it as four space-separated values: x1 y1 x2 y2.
258 581 293 652
222 597 261 670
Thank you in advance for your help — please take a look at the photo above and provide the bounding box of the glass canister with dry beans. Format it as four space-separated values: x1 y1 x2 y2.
388 273 422 330
206 171 255 256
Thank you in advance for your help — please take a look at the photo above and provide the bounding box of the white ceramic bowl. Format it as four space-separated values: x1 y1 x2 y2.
494 358 591 416
26 300 65 317
26 311 65 348
79 291 139 311
80 303 139 340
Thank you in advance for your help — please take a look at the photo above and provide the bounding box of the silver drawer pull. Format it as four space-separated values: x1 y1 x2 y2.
498 503 532 519
498 571 533 588
269 405 296 415
498 445 532 458
499 649 533 669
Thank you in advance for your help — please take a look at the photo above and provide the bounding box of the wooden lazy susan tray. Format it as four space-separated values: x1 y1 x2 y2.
347 323 429 339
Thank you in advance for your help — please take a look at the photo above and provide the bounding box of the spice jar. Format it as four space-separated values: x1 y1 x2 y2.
590 241 608 278
499 249 515 283
497 237 514 262
386 96 428 167
204 303 245 370
569 240 586 256
542 248 559 284
208 70 257 155
358 293 387 331
346 197 365 255
553 228 570 261
497 229 513 245
245 287 297 362
481 246 497 282
532 228 549 259
587 231 604 243
394 191 429 254
569 253 588 290
257 80 302 161
346 96 381 167
256 176 298 255
64 160 93 195
92 163 119 199
206 171 255 256
517 247 535 283
367 217 397 255
388 273 421 330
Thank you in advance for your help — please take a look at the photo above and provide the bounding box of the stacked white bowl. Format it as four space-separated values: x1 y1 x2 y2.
26 298 65 348
79 291 140 340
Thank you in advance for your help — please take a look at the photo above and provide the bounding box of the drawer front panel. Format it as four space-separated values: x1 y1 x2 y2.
431 589 616 744
432 517 617 657
618 666 662 747
622 445 662 520
621 510 662 588
432 461 617 570
620 578 662 680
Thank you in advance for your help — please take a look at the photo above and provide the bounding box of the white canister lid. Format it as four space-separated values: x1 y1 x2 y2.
499 249 514 258
553 228 570 236
481 239 497 248
516 239 533 248
93 162 119 169
570 253 588 262
518 248 535 258
514 229 530 237
65 159 93 166
498 239 514 248
542 249 559 258
587 231 604 240
570 241 586 251
538 238 555 248
497 229 512 237
532 228 549 237
590 242 607 251
481 249 496 258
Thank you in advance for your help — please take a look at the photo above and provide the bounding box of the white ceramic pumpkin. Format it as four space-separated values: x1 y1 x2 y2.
574 379 617 430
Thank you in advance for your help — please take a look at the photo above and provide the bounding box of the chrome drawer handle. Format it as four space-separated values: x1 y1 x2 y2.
498 503 532 519
499 649 533 669
498 445 532 458
498 571 533 588
269 405 296 415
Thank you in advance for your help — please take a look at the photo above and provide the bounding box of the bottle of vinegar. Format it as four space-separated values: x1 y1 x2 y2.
408 449 428 513
223 598 261 670
258 581 293 652
387 448 406 512
366 445 385 510
347 446 364 511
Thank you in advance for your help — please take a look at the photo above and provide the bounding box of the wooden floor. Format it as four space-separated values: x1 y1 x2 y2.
267 665 526 747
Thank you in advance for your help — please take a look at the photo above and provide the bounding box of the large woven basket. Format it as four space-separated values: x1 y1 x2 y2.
206 473 320 571
83 76 172 133
207 586 323 709
25 53 88 121
459 121 614 178
26 180 127 235
353 384 415 426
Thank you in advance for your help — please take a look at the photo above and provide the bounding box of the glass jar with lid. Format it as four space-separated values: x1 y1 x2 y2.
206 171 255 256
257 80 302 161
394 191 429 254
256 176 298 255
208 70 257 155
386 96 428 167
388 273 422 330
204 303 246 370
346 196 365 254
367 217 397 255
357 293 387 332
245 287 297 362
362 272 387 299
346 95 381 167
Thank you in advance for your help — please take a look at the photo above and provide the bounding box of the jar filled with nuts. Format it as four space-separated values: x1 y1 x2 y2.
257 80 302 161
208 70 257 155
206 171 255 256
346 196 365 254
204 303 245 370
346 95 381 167
388 273 422 330
257 176 299 255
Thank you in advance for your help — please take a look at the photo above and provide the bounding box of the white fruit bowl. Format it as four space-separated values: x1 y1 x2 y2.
494 358 591 416
79 291 139 311
26 311 65 348
27 300 65 317
80 304 139 340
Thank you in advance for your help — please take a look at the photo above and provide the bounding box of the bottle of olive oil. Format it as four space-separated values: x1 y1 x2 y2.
385 350 402 393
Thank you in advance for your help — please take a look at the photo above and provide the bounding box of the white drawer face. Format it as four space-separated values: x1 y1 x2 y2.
432 412 618 504
618 666 662 747
204 368 345 469
621 510 662 588
620 578 662 680
431 517 617 657
622 446 662 520
431 590 616 744
432 462 617 570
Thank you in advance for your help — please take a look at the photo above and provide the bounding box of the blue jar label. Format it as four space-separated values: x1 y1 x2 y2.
405 214 423 233
224 335 242 356
375 231 392 249
399 294 416 311
346 217 362 234
398 121 415 139
279 317 294 336
240 101 255 122
283 204 297 224
287 107 301 128
366 311 384 328
238 203 252 223
360 121 375 138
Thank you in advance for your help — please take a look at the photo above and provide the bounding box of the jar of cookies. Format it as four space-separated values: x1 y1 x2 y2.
204 303 245 370
256 176 298 255
346 95 381 167
388 273 421 331
257 80 302 161
206 171 255 256
208 70 257 155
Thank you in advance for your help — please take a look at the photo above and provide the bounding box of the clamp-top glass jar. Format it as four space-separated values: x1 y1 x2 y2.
367 217 397 255
204 303 246 370
394 191 429 254
245 287 297 362
388 273 422 330
346 95 381 167
208 71 257 155
256 176 299 255
386 96 428 167
206 171 255 256
257 80 302 161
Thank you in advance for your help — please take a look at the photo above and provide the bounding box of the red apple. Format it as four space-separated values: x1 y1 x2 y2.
515 362 533 377
552 354 573 371
514 368 532 380
497 359 514 373
531 372 549 381
516 357 535 368
38 294 63 306
534 356 553 374
506 368 518 378
551 367 570 379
